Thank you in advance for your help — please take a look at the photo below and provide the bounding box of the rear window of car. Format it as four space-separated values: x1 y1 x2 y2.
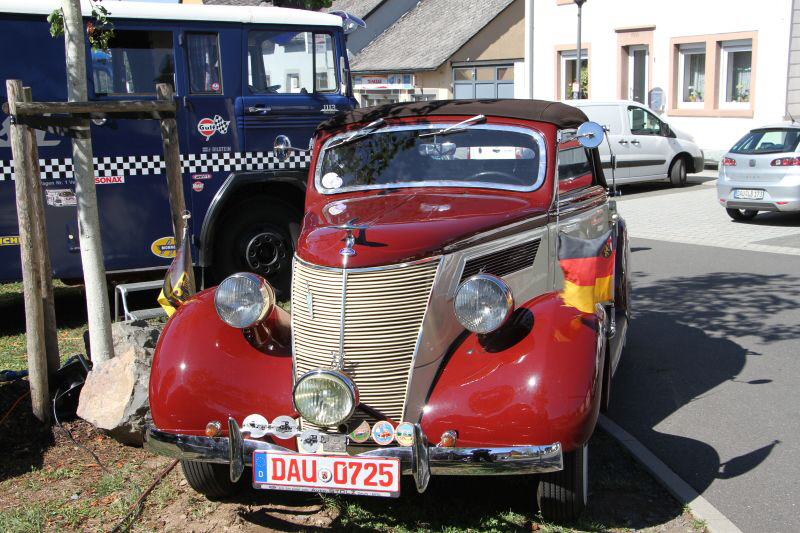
730 129 800 154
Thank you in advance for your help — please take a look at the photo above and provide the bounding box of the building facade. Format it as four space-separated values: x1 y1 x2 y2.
533 0 795 161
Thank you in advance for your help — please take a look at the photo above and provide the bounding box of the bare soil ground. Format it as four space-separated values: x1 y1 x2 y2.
0 379 706 533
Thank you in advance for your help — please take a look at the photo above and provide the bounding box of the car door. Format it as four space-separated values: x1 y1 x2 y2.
575 104 629 181
238 28 352 157
624 104 670 180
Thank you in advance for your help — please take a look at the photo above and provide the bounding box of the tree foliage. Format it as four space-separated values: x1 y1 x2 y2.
48 0 114 52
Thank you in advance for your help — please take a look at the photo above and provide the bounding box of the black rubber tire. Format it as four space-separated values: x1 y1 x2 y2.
211 197 301 298
669 157 687 187
537 443 588 522
726 208 758 221
181 460 245 500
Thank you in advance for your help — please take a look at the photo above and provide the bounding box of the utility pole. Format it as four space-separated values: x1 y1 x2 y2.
573 0 587 100
62 0 113 363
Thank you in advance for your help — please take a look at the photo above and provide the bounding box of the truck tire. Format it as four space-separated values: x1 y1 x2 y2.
537 443 588 522
669 157 687 187
212 198 300 298
181 460 245 500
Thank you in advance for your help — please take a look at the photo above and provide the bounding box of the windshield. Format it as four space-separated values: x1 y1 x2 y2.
730 128 800 155
315 124 547 194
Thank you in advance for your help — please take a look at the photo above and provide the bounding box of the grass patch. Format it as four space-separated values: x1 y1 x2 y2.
0 281 88 371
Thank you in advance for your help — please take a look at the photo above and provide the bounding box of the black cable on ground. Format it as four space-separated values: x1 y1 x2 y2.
108 458 180 533
52 384 110 474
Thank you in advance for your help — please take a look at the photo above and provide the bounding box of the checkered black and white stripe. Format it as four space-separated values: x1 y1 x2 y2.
0 151 311 181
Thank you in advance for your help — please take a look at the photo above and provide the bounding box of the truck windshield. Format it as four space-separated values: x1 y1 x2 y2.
315 124 546 193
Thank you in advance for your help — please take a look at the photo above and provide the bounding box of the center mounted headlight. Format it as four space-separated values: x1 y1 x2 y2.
293 370 358 427
214 272 274 328
453 274 514 334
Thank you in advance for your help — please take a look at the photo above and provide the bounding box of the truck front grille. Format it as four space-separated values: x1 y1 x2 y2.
291 257 440 427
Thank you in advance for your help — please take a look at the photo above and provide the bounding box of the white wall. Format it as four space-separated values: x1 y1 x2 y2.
530 0 793 161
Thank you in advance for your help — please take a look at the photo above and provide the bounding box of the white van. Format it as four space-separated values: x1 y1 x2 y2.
569 101 704 187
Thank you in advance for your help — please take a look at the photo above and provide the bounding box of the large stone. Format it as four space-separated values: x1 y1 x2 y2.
77 320 163 446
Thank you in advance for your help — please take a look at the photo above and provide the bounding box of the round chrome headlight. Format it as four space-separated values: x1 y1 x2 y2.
214 273 274 328
293 370 358 427
453 274 514 334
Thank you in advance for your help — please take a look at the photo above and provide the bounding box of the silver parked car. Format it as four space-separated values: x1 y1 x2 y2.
717 123 800 220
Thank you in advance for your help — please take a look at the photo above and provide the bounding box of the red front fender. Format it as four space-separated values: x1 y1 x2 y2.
421 292 605 452
149 289 296 446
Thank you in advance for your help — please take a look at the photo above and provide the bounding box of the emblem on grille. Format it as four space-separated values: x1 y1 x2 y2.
305 283 314 319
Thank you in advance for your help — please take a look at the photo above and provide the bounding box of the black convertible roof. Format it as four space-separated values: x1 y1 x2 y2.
318 99 589 132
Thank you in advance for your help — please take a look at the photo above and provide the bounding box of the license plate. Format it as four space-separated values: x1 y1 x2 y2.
733 189 764 200
252 451 400 497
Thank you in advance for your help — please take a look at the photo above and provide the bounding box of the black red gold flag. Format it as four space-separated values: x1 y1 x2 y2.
558 230 615 313
158 218 196 317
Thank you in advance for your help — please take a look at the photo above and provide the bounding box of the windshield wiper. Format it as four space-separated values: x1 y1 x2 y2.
418 114 486 138
327 118 386 149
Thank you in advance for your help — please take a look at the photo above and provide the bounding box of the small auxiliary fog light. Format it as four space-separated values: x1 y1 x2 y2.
436 430 458 448
206 420 222 437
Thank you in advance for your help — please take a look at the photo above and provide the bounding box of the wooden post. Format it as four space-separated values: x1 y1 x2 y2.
22 87 60 376
62 0 113 362
157 83 195 288
7 80 50 424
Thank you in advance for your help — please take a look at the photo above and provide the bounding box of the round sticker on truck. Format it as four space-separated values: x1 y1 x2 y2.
151 237 176 259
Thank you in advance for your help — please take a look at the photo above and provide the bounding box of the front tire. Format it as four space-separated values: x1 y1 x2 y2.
726 208 758 221
537 443 588 522
181 460 245 500
211 198 300 298
669 157 687 187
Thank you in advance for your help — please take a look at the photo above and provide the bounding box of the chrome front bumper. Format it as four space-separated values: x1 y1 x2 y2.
145 419 563 493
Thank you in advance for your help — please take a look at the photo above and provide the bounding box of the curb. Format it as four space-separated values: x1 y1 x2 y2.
598 415 743 533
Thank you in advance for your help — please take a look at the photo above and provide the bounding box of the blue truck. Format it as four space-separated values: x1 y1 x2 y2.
0 0 357 294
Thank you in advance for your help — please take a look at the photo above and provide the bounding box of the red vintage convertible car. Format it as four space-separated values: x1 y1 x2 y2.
145 99 630 521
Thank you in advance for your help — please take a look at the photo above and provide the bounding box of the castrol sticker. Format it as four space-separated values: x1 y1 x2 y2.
192 181 204 192
197 115 230 141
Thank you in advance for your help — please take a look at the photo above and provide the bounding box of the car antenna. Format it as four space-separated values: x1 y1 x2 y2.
602 125 619 197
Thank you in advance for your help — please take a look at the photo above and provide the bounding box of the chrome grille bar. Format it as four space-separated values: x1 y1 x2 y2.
291 257 440 426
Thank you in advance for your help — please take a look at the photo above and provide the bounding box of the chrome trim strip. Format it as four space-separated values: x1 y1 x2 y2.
293 254 441 273
441 214 548 254
145 427 563 476
314 123 549 195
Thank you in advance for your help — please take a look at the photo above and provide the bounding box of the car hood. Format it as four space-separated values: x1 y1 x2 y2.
668 124 696 143
297 190 550 268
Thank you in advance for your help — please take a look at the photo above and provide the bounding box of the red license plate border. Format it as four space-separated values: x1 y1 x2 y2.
252 451 401 498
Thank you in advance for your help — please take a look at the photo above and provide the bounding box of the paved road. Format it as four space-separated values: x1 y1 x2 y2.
608 173 800 533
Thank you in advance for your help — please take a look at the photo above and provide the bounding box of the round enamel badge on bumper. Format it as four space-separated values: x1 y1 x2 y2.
394 422 415 447
371 421 395 446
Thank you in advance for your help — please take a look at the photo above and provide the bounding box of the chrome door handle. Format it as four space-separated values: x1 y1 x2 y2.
246 106 271 115
630 140 640 146
618 140 628 145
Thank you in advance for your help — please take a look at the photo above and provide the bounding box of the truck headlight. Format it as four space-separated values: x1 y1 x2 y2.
453 274 514 334
293 370 358 427
214 273 274 328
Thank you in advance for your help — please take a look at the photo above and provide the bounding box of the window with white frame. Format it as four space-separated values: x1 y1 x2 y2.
559 49 588 100
720 39 752 106
678 43 705 107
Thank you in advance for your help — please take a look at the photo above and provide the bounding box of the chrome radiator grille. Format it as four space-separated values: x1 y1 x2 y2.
291 258 440 426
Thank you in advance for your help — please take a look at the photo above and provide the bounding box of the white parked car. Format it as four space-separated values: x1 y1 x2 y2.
569 101 704 187
717 123 800 220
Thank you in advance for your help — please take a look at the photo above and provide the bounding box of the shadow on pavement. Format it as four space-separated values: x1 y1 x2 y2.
609 271 797 493
733 211 800 228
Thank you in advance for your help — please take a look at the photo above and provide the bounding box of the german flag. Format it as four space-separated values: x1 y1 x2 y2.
558 230 615 313
158 220 196 317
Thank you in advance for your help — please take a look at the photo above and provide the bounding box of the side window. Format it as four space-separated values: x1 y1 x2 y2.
187 33 222 94
93 30 174 95
247 30 337 94
558 140 593 192
628 106 661 135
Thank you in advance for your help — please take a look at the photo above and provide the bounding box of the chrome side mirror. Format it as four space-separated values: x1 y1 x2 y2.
576 121 605 148
273 135 310 162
